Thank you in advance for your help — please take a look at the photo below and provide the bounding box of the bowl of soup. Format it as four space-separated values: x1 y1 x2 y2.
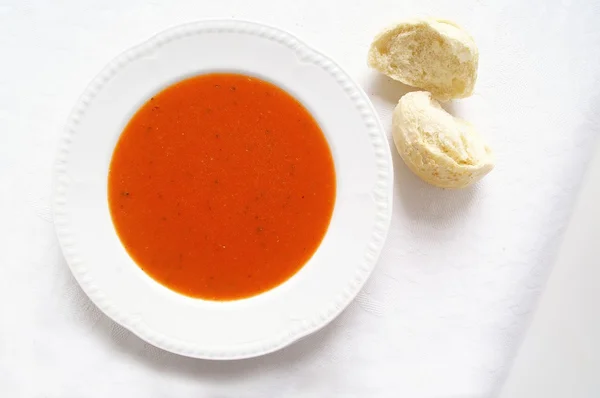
53 20 393 359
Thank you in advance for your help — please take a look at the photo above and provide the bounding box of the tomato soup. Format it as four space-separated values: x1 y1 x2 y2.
108 73 336 300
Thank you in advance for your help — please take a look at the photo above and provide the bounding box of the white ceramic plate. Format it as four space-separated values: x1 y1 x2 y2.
53 20 393 359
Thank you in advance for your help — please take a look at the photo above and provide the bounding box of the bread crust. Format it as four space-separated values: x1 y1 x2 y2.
392 91 494 188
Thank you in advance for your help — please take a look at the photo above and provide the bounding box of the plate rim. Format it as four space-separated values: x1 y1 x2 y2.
53 19 393 359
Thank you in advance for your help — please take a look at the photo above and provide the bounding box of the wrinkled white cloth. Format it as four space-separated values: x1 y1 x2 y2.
1 1 599 397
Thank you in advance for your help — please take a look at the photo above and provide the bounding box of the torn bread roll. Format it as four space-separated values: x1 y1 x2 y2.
393 91 494 188
368 19 478 100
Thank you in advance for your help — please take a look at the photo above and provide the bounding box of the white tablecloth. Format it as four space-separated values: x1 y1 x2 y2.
2 1 599 397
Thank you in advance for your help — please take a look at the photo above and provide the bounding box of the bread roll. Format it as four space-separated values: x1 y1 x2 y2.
392 91 494 188
368 19 478 100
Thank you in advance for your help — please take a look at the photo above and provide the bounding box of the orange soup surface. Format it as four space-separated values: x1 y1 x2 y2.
108 73 336 300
